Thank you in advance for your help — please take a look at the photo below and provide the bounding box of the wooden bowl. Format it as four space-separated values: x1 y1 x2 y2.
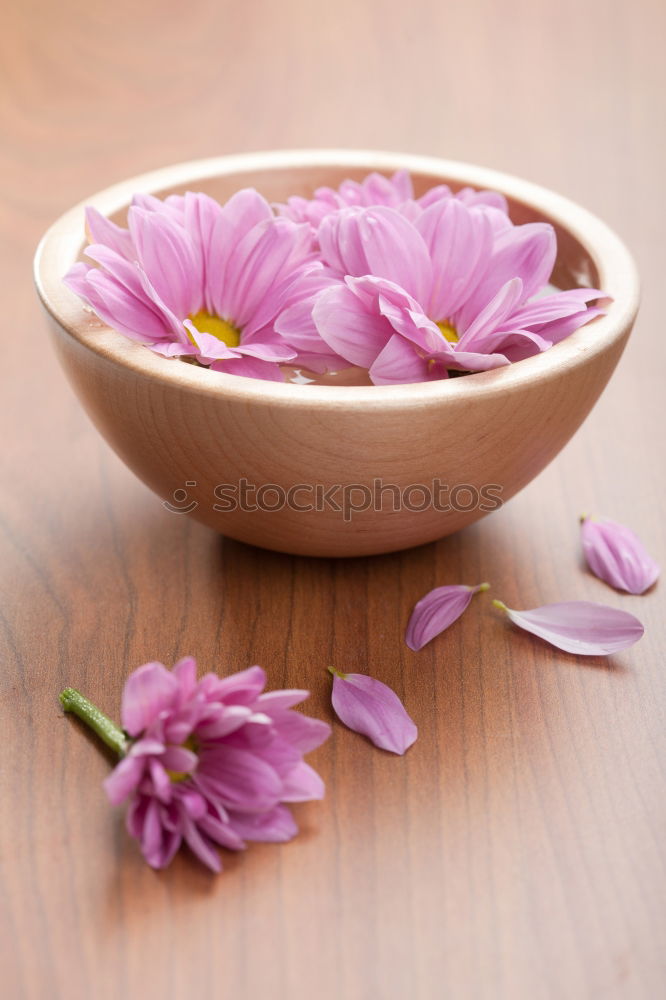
34 151 639 557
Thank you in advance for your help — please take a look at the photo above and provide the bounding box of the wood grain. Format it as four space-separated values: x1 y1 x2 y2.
1 1 664 997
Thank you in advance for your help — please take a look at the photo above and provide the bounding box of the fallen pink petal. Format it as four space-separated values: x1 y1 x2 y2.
581 515 660 595
406 582 490 650
328 667 417 754
492 599 644 656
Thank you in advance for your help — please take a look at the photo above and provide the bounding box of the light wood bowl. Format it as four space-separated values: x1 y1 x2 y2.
34 150 639 557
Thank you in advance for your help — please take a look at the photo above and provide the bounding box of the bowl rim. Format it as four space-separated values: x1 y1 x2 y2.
34 148 640 411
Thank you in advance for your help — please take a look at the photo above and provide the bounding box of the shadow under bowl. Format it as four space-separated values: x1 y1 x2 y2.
34 150 639 557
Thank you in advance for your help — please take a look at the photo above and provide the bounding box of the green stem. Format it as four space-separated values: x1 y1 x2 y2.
59 688 128 757
327 665 348 680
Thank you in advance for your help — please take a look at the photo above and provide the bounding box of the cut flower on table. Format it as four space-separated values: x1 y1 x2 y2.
60 659 330 872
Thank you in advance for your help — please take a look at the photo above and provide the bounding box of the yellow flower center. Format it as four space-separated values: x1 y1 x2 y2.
187 310 241 348
436 320 459 343
166 734 198 783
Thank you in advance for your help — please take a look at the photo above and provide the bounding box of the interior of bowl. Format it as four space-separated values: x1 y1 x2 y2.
36 150 638 405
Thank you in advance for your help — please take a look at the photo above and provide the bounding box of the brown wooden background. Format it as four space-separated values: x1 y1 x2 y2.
1 1 664 997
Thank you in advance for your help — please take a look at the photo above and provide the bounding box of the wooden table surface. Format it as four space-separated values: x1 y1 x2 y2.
1 1 664 997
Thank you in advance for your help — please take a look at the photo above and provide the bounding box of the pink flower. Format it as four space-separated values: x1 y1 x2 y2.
104 658 330 871
276 170 416 229
406 583 489 651
299 202 603 384
492 599 644 656
277 169 509 231
581 515 660 594
327 666 417 754
64 190 318 381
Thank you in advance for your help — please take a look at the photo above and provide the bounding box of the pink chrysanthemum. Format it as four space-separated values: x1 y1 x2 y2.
278 200 604 385
277 169 415 229
277 168 509 231
104 658 331 872
64 190 318 381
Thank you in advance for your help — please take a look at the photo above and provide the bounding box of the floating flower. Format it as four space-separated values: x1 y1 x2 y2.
277 169 509 231
299 201 603 384
580 515 660 594
406 582 489 651
327 666 417 754
65 189 318 381
276 170 416 229
60 659 330 872
492 599 644 655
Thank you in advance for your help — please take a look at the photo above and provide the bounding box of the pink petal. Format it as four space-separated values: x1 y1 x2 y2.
457 277 524 346
173 655 198 699
121 661 178 736
197 808 246 852
209 356 286 381
229 804 298 843
442 347 510 373
280 761 326 802
204 188 273 318
222 217 313 332
318 206 432 303
85 206 135 260
257 689 310 711
328 668 417 754
415 198 494 320
128 207 200 320
274 271 348 369
138 797 165 866
406 583 490 651
368 333 432 385
181 814 222 872
312 281 393 367
457 187 509 213
64 264 173 343
161 746 198 775
533 306 605 344
234 342 297 362
361 168 414 204
375 282 447 352
103 755 144 805
504 288 602 328
131 192 185 219
462 328 550 364
493 599 644 655
493 222 557 301
184 326 236 362
219 187 273 235
196 704 253 740
456 223 556 330
581 516 660 595
209 665 266 705
265 710 332 753
197 746 282 811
